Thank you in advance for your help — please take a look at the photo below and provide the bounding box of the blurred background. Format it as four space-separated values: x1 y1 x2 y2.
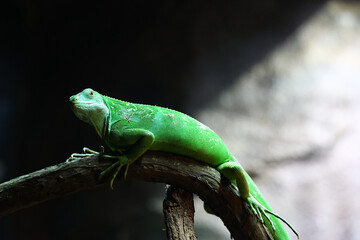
1 0 360 239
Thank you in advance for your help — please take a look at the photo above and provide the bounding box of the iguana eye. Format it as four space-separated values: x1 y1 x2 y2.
89 91 94 96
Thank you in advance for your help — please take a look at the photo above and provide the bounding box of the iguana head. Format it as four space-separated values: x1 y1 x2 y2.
70 88 109 137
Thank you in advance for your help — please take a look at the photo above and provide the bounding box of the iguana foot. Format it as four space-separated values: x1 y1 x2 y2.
66 146 105 162
247 195 299 239
98 155 131 189
68 147 131 189
247 195 276 234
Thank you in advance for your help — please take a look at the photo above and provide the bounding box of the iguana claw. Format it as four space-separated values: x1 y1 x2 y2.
247 195 276 233
247 195 299 239
66 146 103 162
98 155 131 189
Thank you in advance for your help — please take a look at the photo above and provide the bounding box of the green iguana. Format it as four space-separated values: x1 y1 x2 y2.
69 88 298 239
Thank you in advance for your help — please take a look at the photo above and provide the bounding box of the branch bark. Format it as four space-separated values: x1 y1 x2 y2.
0 151 273 240
163 185 197 240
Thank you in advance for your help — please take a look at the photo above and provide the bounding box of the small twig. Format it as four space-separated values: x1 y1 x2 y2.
0 151 273 240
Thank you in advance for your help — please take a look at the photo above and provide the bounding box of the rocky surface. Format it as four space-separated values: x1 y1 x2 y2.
194 1 360 239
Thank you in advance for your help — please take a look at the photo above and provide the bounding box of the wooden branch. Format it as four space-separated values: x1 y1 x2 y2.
0 151 273 240
163 185 197 240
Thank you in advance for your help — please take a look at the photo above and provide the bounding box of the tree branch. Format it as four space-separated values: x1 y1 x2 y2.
0 151 273 240
163 185 197 240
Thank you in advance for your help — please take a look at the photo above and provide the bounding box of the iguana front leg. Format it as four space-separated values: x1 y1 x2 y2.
99 128 155 189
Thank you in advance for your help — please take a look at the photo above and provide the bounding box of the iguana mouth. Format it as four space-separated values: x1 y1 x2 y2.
72 101 104 109
74 101 98 105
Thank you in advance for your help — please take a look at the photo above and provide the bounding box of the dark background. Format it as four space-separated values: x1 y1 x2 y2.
0 1 327 239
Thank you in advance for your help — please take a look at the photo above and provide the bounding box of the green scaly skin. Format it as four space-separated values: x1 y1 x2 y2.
69 88 298 240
